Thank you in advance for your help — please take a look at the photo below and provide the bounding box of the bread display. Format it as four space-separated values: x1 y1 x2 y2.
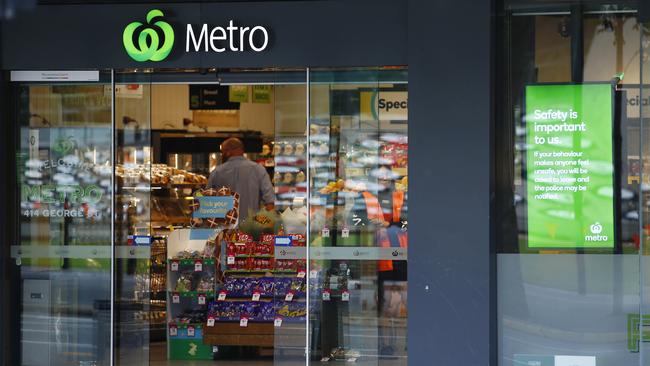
116 163 208 187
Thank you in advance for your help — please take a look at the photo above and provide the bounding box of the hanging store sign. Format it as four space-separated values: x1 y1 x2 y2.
123 9 270 62
252 86 272 103
229 85 249 103
525 83 615 248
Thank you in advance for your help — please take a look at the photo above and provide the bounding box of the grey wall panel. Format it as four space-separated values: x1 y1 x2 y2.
1 0 406 69
407 0 493 364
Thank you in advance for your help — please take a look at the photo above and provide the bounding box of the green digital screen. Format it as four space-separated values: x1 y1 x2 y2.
526 83 615 248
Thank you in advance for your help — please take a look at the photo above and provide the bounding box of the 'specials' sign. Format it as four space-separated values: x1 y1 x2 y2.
525 83 615 248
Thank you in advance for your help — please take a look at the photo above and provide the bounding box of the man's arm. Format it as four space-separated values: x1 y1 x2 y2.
258 166 275 210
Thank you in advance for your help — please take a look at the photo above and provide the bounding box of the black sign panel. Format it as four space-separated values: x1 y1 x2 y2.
189 85 240 110
1 0 406 69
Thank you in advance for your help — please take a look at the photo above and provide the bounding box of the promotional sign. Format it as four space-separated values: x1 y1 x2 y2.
360 91 408 121
252 85 272 103
229 85 249 103
191 196 235 219
526 83 615 248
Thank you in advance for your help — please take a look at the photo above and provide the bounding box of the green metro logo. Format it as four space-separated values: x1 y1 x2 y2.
53 136 75 155
123 9 174 62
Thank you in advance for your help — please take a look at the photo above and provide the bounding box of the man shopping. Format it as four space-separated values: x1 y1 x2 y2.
207 137 275 221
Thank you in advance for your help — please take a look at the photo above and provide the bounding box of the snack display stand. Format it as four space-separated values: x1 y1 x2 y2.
203 233 307 348
166 229 217 360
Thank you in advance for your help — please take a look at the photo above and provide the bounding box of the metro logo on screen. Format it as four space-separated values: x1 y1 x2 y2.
525 83 615 248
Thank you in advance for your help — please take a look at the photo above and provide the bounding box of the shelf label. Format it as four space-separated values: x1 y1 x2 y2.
187 325 195 337
274 236 292 246
342 227 350 238
252 291 261 301
297 270 306 278
169 325 178 337
172 293 180 304
322 290 331 301
341 291 350 302
198 294 206 305
207 317 215 327
194 260 203 272
171 261 179 272
218 291 227 301
322 227 330 238
274 317 283 327
227 255 235 265
240 316 249 327
285 291 294 302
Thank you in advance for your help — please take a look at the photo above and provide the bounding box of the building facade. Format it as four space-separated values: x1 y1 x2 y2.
1 0 492 365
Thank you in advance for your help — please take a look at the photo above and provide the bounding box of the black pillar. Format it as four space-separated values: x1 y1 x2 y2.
408 0 493 365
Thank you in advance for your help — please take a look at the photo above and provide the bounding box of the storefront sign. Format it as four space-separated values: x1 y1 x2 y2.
192 196 235 218
525 84 615 248
123 9 269 62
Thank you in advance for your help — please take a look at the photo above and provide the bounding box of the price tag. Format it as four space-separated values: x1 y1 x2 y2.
171 261 179 272
187 325 195 337
341 291 350 302
218 291 227 301
274 317 283 327
309 270 319 279
169 326 178 337
198 294 206 305
285 291 294 302
252 291 261 301
194 260 203 272
240 316 249 327
322 227 330 238
297 270 306 278
342 227 350 238
227 256 235 265
207 317 215 327
172 293 180 304
322 290 331 301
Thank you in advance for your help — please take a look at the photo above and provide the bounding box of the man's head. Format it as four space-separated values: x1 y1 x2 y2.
221 137 245 160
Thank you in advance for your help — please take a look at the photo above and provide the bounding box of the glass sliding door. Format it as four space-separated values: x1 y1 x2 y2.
113 73 153 366
307 67 408 365
9 70 114 366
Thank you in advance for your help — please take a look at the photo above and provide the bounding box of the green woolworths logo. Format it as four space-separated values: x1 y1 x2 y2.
123 9 174 62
